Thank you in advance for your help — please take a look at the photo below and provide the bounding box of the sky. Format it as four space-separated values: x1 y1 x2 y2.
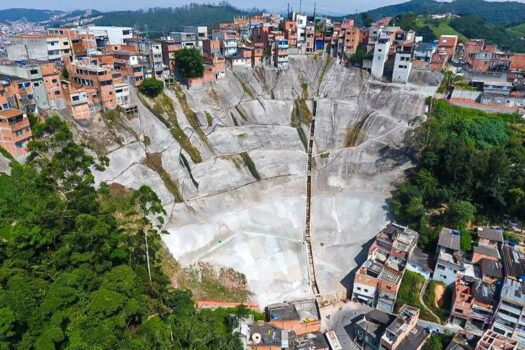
0 0 523 15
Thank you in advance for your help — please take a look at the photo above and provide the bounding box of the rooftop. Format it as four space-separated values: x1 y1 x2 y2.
477 228 504 243
501 243 525 279
473 245 500 260
0 108 24 119
293 332 329 349
480 259 503 280
438 228 461 251
397 326 429 350
500 277 525 306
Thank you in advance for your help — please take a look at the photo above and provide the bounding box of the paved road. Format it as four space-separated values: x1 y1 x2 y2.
321 302 372 350
320 301 463 349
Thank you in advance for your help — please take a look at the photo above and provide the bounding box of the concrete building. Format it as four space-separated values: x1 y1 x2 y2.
476 329 518 350
40 62 66 110
449 274 497 329
491 278 525 346
353 306 429 350
183 26 208 47
212 30 239 57
437 34 459 58
86 26 133 46
371 36 391 80
0 108 32 157
0 75 37 113
265 299 321 336
273 38 289 69
407 247 432 279
392 51 412 84
433 228 465 286
169 32 197 49
352 223 418 312
0 64 48 109
7 34 72 61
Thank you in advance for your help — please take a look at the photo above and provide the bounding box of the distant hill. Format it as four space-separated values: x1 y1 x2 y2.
0 8 62 22
0 8 102 24
95 4 253 35
349 0 525 26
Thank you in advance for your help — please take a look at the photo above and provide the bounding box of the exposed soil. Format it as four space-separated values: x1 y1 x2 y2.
434 283 446 307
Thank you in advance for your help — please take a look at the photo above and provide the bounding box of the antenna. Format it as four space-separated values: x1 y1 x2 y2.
299 0 302 14
313 2 316 18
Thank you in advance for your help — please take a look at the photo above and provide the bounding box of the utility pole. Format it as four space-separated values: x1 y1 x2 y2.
313 2 316 18
299 0 302 14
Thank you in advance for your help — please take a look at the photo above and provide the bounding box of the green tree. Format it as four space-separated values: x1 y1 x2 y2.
447 200 476 229
174 48 204 79
138 78 164 98
62 66 69 80
361 12 373 27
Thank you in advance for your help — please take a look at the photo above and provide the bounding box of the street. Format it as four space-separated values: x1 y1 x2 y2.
320 301 463 350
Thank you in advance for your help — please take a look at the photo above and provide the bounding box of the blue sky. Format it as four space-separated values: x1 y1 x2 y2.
0 0 523 15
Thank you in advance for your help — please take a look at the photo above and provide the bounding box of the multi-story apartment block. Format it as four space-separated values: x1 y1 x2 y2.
183 26 208 47
85 26 133 47
0 63 48 109
392 49 413 84
294 13 308 44
353 306 429 350
40 62 66 110
273 37 289 69
61 81 93 122
0 75 37 113
48 28 97 58
0 108 32 157
65 57 116 109
352 223 418 312
491 278 525 346
212 30 239 57
7 34 72 61
160 40 182 73
371 36 391 80
450 274 497 329
169 32 197 49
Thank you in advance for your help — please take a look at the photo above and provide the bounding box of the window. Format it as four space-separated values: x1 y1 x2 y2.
63 42 68 45
437 264 445 270
54 90 61 95
30 69 38 75
440 274 447 279
364 289 369 293
378 49 382 52
52 79 58 83
33 82 40 87
357 287 362 291
123 30 131 35
72 95 80 101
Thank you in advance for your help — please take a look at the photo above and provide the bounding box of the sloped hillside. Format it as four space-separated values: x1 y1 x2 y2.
92 56 432 306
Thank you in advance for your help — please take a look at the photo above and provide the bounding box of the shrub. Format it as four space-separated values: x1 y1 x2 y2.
138 78 164 98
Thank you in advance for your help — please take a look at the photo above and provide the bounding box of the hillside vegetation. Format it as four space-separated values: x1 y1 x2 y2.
0 116 249 349
392 100 525 251
350 0 525 26
95 3 252 35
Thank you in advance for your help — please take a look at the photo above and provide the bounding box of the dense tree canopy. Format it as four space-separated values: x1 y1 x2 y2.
174 48 204 79
0 116 248 349
392 100 525 250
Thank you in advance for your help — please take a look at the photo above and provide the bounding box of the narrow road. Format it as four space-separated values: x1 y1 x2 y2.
304 99 320 296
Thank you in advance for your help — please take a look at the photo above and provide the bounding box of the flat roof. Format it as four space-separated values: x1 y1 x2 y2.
0 108 24 119
500 277 525 306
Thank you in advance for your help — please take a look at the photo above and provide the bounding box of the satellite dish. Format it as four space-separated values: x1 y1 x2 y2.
252 333 262 344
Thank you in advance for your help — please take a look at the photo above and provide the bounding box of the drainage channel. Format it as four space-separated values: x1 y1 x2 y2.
305 99 320 296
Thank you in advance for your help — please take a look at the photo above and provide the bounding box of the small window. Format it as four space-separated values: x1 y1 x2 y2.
52 79 58 83
30 69 38 75
72 95 80 101
33 82 40 87
54 90 60 95
357 287 362 291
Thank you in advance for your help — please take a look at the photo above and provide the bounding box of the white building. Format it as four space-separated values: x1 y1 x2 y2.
371 37 391 80
212 30 238 57
114 83 130 107
294 13 307 44
7 35 71 61
392 52 412 84
492 278 525 347
86 26 133 45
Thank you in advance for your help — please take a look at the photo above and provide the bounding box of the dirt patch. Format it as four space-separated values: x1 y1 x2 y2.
434 283 446 307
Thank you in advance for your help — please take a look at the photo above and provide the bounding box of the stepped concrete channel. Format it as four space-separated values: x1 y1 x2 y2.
93 56 437 307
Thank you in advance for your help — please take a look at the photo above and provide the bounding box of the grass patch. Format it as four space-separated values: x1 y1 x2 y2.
143 152 183 202
423 280 452 324
240 152 261 181
205 112 213 127
301 82 309 99
172 84 214 153
292 98 312 127
395 270 440 323
233 72 256 100
139 92 202 163
103 106 140 142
